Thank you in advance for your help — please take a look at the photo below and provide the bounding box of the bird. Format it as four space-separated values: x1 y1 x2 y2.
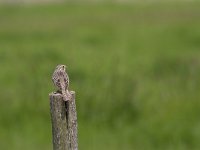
52 64 71 101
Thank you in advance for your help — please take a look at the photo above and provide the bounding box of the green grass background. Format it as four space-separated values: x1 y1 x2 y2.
0 1 200 150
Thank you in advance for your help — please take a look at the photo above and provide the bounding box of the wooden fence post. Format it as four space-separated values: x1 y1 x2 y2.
49 91 78 150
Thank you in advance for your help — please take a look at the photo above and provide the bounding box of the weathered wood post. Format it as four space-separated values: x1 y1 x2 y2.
49 90 78 150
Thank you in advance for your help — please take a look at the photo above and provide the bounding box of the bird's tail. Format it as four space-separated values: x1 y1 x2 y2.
62 89 69 101
60 80 70 101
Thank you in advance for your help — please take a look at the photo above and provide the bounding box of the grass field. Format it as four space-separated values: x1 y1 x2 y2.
0 2 200 150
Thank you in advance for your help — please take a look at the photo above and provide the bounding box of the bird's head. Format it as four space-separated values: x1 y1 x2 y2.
56 64 66 72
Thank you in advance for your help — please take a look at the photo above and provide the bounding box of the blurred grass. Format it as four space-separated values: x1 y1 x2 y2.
0 1 200 150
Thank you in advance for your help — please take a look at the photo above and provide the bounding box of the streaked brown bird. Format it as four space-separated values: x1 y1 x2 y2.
52 64 71 101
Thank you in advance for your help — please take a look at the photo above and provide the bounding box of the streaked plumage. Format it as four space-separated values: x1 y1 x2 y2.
52 64 70 101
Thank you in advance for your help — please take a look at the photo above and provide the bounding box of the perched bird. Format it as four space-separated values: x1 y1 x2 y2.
52 64 71 101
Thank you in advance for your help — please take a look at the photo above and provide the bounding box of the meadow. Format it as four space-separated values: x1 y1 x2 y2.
0 1 200 150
